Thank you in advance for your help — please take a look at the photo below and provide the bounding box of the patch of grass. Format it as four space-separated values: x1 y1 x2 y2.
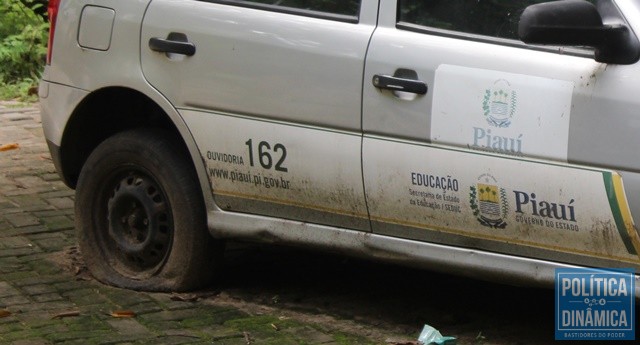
0 78 38 102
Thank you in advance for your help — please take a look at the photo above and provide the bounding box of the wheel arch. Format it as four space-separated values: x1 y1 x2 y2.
59 87 194 189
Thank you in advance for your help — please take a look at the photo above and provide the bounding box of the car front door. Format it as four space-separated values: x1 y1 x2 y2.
362 0 640 269
140 0 378 231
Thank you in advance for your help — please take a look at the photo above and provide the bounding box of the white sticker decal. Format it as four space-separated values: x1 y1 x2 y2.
431 65 574 161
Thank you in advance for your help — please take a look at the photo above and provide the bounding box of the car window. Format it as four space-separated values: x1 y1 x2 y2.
210 0 361 17
397 0 594 40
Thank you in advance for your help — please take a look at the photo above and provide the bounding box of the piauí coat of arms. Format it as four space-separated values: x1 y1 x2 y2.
482 79 517 128
469 177 509 229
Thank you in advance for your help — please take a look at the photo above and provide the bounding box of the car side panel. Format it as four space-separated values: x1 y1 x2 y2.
183 110 370 230
362 0 640 270
140 0 375 131
141 0 376 229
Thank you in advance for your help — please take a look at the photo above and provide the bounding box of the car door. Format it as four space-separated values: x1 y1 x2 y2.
140 0 378 231
362 0 640 269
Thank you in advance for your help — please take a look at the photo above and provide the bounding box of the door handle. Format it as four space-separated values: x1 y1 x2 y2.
372 74 427 95
149 36 196 56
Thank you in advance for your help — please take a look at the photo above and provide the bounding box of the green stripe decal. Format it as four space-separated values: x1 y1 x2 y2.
603 172 637 255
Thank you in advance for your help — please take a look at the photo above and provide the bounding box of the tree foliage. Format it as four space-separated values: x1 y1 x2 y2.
0 0 48 99
399 0 598 40
247 0 359 16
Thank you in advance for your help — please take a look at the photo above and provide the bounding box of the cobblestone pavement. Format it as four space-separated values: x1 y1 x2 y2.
0 102 397 345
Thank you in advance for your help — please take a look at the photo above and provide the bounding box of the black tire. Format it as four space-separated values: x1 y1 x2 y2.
75 129 223 291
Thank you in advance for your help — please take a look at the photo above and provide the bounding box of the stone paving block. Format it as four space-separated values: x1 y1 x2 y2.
0 247 41 258
39 173 60 181
40 215 74 231
5 225 54 237
107 318 155 337
0 330 36 343
29 208 73 217
137 319 183 332
13 176 49 189
10 339 52 345
120 301 164 315
138 308 214 323
24 323 69 336
5 195 48 208
19 204 56 213
64 314 111 332
30 293 64 303
0 206 24 216
11 274 69 287
21 284 59 296
0 294 32 307
4 214 41 228
46 329 113 342
67 290 112 308
14 300 77 313
53 280 95 293
16 253 50 264
45 197 74 210
0 236 34 249
14 311 61 329
284 325 336 344
27 235 72 252
102 288 155 308
0 281 21 298
1 271 36 283
0 200 16 209
37 190 75 199
0 256 24 268
29 261 64 276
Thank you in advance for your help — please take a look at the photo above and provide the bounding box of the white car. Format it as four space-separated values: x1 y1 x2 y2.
40 0 640 295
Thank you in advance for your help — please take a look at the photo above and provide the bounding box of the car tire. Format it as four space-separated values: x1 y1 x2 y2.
75 129 222 291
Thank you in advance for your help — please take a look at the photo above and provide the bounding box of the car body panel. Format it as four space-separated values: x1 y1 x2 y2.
363 136 640 269
183 110 370 230
140 0 375 130
363 0 640 270
140 0 377 227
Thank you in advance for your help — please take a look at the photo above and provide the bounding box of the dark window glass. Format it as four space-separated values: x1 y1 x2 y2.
242 0 360 16
398 0 594 40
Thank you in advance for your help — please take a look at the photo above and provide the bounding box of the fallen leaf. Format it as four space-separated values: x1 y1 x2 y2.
51 310 80 319
0 143 19 152
170 293 199 302
0 309 11 318
110 310 136 318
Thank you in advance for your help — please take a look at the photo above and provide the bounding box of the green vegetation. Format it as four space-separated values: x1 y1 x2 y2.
248 0 360 16
399 0 598 40
0 0 48 101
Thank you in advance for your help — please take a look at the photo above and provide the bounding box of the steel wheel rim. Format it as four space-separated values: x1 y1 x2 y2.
104 168 173 277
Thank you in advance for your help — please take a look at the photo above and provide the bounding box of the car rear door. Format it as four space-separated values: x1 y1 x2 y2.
362 0 640 269
140 0 377 230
